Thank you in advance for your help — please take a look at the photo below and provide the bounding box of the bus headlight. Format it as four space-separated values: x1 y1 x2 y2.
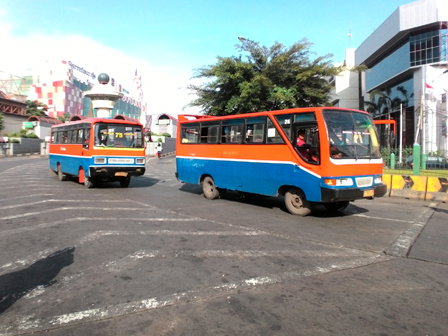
374 176 382 184
94 157 106 164
324 178 354 187
136 158 146 164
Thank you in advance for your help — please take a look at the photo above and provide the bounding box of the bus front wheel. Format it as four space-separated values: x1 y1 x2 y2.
285 188 312 216
57 165 67 181
79 168 94 189
324 201 349 213
202 176 220 200
120 176 131 188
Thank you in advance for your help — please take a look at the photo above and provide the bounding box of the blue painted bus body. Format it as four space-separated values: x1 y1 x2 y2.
176 157 323 202
50 154 145 177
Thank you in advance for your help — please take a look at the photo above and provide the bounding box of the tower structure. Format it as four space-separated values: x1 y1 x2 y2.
83 73 123 118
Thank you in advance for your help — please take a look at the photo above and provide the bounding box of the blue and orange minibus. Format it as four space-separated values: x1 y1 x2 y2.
49 115 146 188
175 107 387 216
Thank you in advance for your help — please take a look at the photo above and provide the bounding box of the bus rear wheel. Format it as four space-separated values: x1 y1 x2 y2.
120 176 131 188
57 165 67 181
202 176 220 200
285 188 312 216
324 201 349 213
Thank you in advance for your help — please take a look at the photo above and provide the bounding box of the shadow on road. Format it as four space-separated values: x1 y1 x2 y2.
0 247 75 315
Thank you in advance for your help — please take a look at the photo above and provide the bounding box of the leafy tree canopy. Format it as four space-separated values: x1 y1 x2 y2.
187 38 342 116
26 100 48 116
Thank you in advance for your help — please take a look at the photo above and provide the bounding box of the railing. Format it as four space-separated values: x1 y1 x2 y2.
382 146 448 177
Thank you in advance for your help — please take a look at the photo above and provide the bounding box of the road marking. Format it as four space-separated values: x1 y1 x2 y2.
0 216 204 236
1 254 390 335
0 207 145 220
0 194 54 202
23 248 378 302
0 229 268 273
351 213 414 223
0 199 134 210
384 203 437 257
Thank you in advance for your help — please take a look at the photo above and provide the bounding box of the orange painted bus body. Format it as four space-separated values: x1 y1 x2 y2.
176 107 387 204
49 117 146 187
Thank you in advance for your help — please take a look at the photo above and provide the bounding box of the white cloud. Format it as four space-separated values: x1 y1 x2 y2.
0 13 201 117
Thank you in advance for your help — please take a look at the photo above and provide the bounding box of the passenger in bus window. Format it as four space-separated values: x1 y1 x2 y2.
297 129 306 146
297 129 317 163
330 145 343 158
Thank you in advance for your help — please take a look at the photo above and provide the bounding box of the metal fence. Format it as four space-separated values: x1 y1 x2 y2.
381 146 448 177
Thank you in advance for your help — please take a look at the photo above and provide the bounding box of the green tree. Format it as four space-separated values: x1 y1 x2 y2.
26 100 48 116
187 38 341 116
57 112 71 123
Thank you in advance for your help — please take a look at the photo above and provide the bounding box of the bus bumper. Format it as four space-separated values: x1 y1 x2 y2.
321 183 387 203
89 166 146 177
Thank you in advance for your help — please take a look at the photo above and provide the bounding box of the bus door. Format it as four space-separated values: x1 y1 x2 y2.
292 122 320 164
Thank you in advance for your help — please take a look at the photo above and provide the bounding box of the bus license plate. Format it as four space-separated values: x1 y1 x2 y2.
363 190 374 197
115 172 128 177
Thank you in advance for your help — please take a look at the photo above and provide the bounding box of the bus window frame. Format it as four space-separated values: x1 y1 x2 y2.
245 116 266 144
222 119 244 144
200 121 220 144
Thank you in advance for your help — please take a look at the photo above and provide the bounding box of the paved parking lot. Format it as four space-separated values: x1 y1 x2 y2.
0 156 447 335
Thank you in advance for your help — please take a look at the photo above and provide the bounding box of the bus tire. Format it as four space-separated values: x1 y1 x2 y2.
285 188 311 216
79 168 94 189
84 177 94 189
57 164 67 181
324 201 349 213
202 176 219 200
120 176 131 188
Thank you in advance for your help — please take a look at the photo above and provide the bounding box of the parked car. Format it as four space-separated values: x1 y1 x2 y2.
405 155 448 169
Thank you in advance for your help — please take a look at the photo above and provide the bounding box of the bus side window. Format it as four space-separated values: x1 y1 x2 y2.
83 129 90 149
274 114 292 141
77 129 84 144
245 117 265 143
181 126 199 143
200 123 219 144
266 118 285 143
71 129 77 144
222 120 243 144
62 131 68 144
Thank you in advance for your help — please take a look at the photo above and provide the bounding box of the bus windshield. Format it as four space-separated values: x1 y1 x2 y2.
94 123 144 148
322 110 381 160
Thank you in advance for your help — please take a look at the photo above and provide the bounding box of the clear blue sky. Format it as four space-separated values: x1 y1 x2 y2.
0 0 414 115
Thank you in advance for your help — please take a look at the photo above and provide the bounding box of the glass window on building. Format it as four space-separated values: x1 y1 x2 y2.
410 26 447 66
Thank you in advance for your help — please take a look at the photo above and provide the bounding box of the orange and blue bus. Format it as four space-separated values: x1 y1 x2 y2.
175 107 387 216
49 115 146 188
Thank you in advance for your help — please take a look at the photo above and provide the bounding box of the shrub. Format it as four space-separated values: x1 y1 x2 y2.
162 132 171 137
6 129 39 139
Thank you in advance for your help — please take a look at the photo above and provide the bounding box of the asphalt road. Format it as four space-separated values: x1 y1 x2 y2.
0 155 447 336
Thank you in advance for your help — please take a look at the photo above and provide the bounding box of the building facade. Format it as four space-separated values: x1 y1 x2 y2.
27 60 143 121
353 0 448 155
145 113 178 139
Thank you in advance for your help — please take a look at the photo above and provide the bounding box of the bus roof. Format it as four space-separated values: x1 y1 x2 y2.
177 107 369 123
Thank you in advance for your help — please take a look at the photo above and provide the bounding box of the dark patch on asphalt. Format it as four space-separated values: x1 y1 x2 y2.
0 246 75 315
